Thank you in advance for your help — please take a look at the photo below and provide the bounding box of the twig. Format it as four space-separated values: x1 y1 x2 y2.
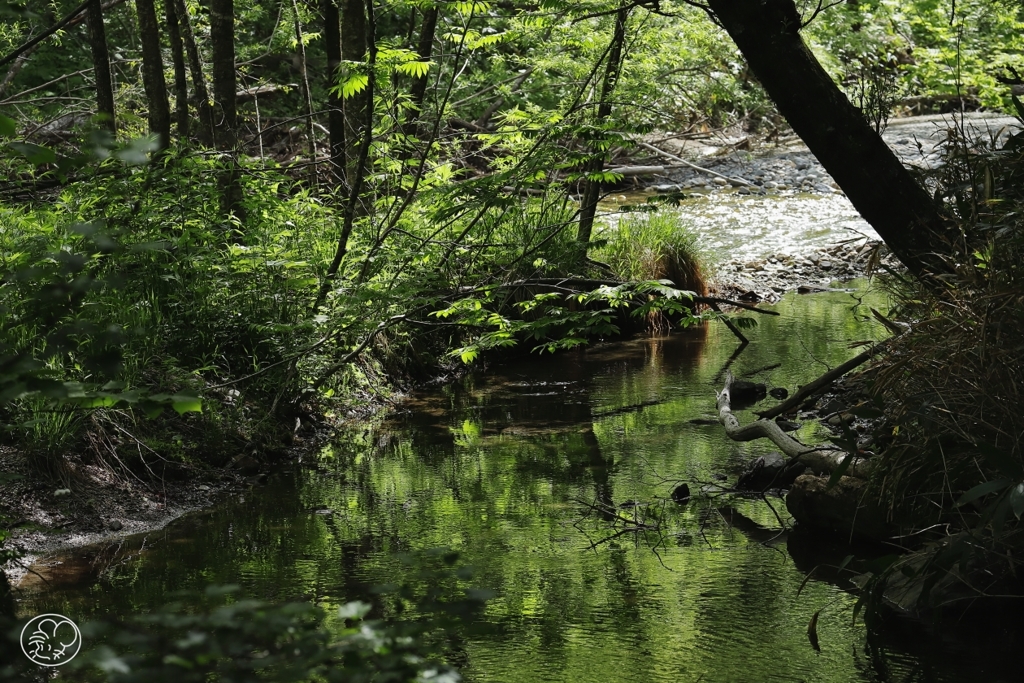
755 341 889 419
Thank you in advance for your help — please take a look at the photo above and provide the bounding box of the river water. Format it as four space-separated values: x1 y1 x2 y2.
19 283 1012 682
15 191 1017 681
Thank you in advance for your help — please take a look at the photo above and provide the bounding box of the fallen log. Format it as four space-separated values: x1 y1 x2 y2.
605 165 666 177
634 141 760 189
755 342 887 419
717 371 872 478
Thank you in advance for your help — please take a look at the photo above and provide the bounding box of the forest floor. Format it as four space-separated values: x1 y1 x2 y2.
6 112 1019 588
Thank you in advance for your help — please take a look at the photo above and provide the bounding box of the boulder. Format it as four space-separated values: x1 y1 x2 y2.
785 474 893 540
735 452 806 491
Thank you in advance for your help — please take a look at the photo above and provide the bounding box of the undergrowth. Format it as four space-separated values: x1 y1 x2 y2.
864 110 1024 616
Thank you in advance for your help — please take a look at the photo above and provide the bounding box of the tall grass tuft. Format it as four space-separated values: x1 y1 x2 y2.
596 211 712 332
598 211 710 295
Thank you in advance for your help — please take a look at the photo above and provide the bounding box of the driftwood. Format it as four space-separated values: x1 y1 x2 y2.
634 141 760 189
717 371 872 478
605 165 666 177
755 342 886 419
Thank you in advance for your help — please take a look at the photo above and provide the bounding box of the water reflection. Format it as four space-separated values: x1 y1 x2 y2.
17 284 1007 682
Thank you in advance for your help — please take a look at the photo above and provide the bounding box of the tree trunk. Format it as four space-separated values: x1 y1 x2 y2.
164 0 189 138
341 0 368 186
134 0 170 149
576 6 628 246
86 0 115 133
209 0 237 150
408 4 438 127
291 0 316 169
173 0 213 145
322 0 345 181
209 0 243 222
706 0 954 278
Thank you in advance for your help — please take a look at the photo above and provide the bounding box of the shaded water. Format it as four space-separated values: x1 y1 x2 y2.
19 284 1015 682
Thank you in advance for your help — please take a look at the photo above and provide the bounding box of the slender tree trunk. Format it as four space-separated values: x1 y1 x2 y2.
341 0 368 185
322 0 345 182
164 0 188 138
134 0 170 149
706 0 953 277
407 4 438 127
576 6 628 246
209 0 237 150
173 0 213 145
291 0 316 170
86 0 115 132
210 0 243 222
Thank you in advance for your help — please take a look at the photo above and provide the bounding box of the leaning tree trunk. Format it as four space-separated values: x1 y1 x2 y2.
173 0 213 145
322 0 345 182
86 0 115 133
576 5 629 247
165 0 189 138
705 0 955 278
134 0 170 149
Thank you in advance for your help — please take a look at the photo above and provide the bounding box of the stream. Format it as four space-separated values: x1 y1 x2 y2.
13 193 1017 681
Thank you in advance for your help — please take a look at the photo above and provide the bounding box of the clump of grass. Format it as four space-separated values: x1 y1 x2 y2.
597 211 711 296
595 212 712 332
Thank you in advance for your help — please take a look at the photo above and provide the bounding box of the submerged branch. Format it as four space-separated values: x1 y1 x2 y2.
717 371 872 478
755 341 887 419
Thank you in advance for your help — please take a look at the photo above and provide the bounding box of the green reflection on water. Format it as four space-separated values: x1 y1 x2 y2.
19 283 983 682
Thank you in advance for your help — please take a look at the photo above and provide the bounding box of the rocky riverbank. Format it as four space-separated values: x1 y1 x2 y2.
639 112 1020 197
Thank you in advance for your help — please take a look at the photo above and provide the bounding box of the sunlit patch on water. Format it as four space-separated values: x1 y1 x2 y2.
599 191 880 262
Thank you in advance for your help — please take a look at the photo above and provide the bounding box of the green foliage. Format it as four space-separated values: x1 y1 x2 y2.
595 211 711 294
808 0 1024 112
1 554 492 682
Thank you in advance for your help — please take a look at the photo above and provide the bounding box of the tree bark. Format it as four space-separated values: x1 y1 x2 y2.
577 6 629 246
164 0 189 138
210 0 243 223
291 0 316 168
341 0 368 186
408 4 438 127
705 0 955 278
173 0 213 146
209 0 237 150
322 0 345 181
86 0 116 132
134 0 170 149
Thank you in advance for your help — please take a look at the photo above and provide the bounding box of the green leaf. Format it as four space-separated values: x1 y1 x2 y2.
955 478 1012 507
114 135 160 164
0 113 15 137
338 600 372 620
8 141 56 165
170 392 202 415
396 60 433 79
340 73 369 99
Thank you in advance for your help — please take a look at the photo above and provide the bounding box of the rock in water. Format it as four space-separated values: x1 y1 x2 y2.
735 453 805 492
776 418 800 432
671 483 691 503
769 387 789 400
731 380 767 407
